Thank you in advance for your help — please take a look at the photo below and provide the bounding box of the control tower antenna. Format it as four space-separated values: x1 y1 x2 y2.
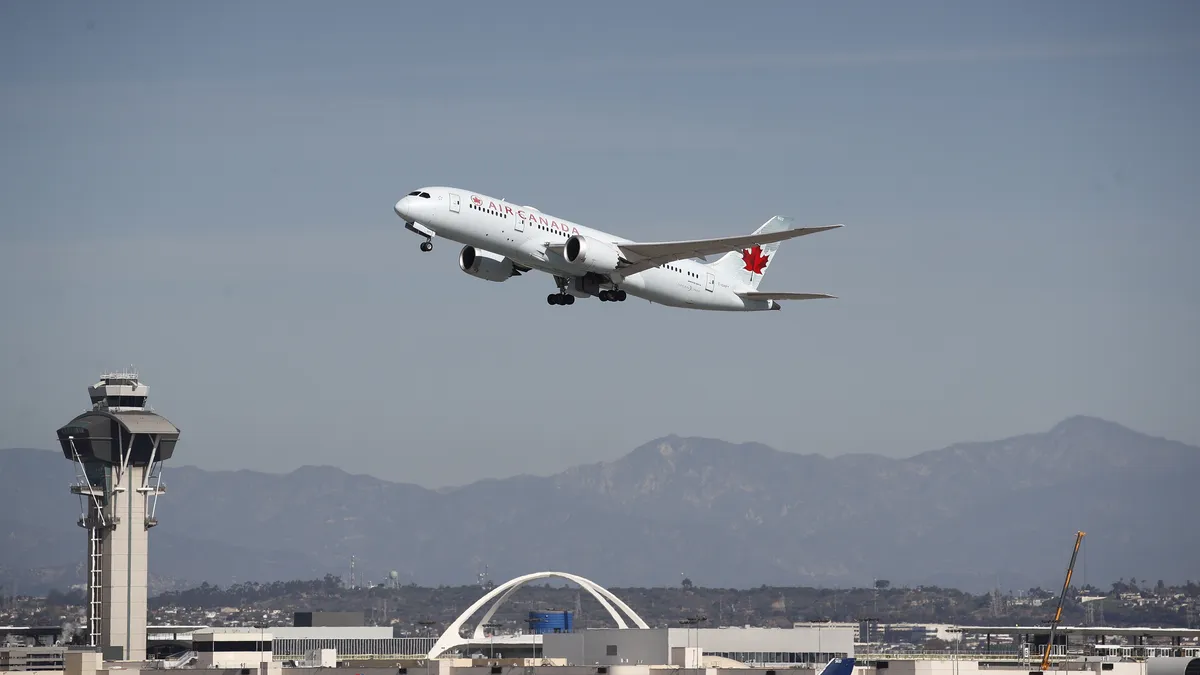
56 369 180 662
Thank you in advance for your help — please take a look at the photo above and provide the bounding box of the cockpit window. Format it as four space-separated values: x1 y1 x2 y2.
408 191 432 198
419 192 431 198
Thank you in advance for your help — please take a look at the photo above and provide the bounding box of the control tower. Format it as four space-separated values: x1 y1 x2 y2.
56 370 180 661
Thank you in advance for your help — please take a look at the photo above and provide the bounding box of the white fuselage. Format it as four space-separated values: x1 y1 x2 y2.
394 186 776 311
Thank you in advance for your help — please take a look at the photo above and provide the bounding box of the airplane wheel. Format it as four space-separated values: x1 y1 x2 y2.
547 294 558 305
565 294 575 305
420 241 433 252
599 291 610 301
616 290 627 301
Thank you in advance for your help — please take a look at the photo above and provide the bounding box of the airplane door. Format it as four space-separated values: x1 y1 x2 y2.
705 272 715 292
513 214 524 232
449 193 461 213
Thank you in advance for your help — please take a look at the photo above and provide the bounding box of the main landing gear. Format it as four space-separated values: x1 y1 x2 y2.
548 276 576 306
546 276 625 306
547 291 623 305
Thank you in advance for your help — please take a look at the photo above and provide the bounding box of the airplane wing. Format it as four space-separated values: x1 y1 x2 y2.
736 291 837 300
613 224 842 276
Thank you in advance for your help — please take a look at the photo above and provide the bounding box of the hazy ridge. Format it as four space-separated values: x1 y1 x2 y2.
1 415 1196 595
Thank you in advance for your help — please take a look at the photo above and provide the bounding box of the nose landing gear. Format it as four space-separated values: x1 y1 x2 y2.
405 221 434 252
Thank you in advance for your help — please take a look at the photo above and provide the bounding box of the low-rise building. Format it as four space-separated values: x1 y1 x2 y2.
193 627 273 669
543 626 855 668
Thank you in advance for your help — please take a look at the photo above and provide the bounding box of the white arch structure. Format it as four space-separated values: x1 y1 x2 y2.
427 571 650 658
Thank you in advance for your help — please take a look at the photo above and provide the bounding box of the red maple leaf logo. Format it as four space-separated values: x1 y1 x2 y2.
741 245 769 274
471 195 482 205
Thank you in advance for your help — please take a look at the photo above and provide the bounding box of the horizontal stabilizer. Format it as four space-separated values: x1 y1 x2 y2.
736 291 837 301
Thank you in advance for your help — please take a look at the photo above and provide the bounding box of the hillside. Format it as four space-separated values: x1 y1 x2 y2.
1 416 1196 594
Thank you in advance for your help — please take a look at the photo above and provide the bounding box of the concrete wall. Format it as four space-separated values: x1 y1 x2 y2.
194 628 273 668
276 658 478 675
543 630 670 666
65 650 100 675
669 626 855 657
283 670 397 675
0 647 67 671
859 661 1147 675
1146 658 1200 675
282 663 1145 675
543 627 855 667
271 628 393 639
293 613 365 628
435 667 662 675
101 464 149 662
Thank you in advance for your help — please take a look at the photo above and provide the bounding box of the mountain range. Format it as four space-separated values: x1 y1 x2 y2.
2 415 1196 595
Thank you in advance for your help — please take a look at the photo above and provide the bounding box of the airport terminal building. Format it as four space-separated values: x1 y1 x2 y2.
542 626 854 668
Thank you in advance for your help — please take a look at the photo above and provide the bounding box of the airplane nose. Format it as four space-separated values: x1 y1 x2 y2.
394 198 410 221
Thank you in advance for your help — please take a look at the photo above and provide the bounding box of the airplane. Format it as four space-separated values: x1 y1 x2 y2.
393 187 842 311
817 658 856 675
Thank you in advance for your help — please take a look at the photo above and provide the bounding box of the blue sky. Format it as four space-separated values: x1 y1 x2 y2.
2 1 1197 486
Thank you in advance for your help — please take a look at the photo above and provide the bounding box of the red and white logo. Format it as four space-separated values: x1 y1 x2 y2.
741 246 769 274
471 195 482 205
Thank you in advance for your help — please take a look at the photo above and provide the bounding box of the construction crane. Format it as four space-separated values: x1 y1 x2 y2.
1040 531 1086 672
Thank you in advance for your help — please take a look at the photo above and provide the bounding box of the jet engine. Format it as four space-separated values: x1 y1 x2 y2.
458 245 519 282
563 234 622 273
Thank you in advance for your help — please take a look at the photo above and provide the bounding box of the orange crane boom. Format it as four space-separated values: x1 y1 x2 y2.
1040 531 1086 671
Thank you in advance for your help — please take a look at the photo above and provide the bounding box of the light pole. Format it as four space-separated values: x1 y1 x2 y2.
483 622 501 660
254 623 266 671
857 616 879 663
679 618 695 667
525 616 545 660
680 615 707 668
951 628 960 675
418 620 438 657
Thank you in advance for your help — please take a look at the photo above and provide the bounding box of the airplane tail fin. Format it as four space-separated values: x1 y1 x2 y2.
706 215 792 290
818 657 856 675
